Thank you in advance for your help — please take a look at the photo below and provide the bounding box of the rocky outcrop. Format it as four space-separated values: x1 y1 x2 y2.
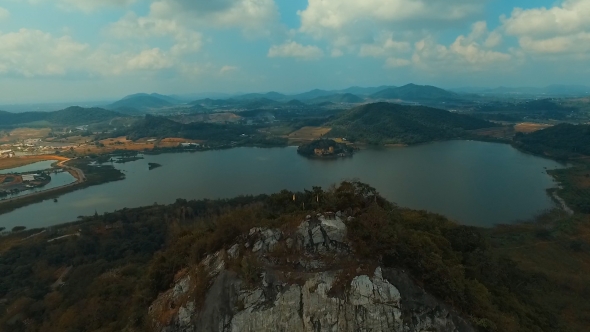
149 213 475 332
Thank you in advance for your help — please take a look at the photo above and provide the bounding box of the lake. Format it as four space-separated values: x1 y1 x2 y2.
0 141 564 229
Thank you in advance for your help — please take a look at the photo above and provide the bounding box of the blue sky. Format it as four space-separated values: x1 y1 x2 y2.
0 0 588 103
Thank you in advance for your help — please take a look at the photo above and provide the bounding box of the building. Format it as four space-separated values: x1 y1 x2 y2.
0 150 15 158
21 174 37 182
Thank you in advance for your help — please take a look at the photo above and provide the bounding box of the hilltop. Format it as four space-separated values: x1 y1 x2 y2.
107 94 175 111
330 102 497 144
514 123 590 159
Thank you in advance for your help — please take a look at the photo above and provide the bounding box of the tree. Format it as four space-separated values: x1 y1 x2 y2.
12 226 26 232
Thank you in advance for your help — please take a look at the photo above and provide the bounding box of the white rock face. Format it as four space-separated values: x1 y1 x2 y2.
150 218 474 332
198 268 404 332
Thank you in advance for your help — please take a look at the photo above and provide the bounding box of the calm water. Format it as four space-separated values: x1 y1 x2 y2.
0 141 564 229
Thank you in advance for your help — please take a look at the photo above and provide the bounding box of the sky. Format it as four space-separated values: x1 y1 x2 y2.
0 0 589 103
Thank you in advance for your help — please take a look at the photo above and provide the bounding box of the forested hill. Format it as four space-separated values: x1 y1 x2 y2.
0 107 124 127
111 115 286 146
514 123 590 159
329 102 497 144
107 94 174 111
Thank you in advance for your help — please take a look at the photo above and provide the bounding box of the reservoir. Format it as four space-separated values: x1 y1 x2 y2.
0 141 564 229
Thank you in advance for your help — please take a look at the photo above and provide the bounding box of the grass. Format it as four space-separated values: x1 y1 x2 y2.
514 122 553 133
0 128 51 143
486 211 590 331
288 126 332 142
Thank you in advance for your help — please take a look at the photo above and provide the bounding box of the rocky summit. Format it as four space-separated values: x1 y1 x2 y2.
149 213 474 332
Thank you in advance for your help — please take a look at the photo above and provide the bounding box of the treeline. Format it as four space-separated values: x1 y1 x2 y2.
0 107 124 128
101 115 287 146
514 123 590 159
0 182 577 331
297 139 353 157
329 102 497 145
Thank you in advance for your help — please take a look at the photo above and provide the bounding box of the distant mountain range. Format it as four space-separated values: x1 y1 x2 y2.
0 107 124 127
107 83 590 114
451 85 590 96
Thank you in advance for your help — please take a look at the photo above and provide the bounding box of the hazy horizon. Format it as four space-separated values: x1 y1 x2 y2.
0 0 589 103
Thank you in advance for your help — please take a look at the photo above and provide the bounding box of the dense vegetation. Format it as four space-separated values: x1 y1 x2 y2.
330 102 497 144
105 115 287 146
0 107 125 128
371 83 459 101
514 123 590 159
473 99 578 121
297 139 354 157
0 181 585 331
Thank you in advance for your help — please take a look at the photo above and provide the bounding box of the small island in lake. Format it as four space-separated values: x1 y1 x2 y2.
148 163 162 170
297 139 354 158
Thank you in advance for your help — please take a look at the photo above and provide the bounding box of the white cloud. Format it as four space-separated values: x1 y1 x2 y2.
0 7 9 20
501 0 590 55
220 65 238 74
268 41 324 60
0 29 182 77
331 49 343 58
24 0 136 13
411 22 511 72
298 0 483 47
385 57 411 68
359 36 411 58
109 12 203 56
149 0 279 34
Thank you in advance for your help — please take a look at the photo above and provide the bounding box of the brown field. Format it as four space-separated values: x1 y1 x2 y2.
158 138 204 148
0 175 22 185
288 127 332 141
72 137 204 155
0 155 68 170
0 128 51 143
47 135 94 144
514 122 552 133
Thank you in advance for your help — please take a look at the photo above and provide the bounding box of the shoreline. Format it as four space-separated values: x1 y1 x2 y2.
0 161 86 206
0 155 69 171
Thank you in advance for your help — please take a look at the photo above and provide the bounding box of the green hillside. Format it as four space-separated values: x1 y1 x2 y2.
514 123 590 159
107 94 173 110
330 102 497 144
112 115 285 146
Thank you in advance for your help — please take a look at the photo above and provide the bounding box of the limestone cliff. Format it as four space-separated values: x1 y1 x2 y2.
149 214 475 332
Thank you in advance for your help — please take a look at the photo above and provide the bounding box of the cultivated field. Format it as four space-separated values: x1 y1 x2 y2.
0 128 51 143
288 127 332 141
514 122 553 133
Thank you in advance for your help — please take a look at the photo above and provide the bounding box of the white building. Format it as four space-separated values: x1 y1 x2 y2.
21 174 37 182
